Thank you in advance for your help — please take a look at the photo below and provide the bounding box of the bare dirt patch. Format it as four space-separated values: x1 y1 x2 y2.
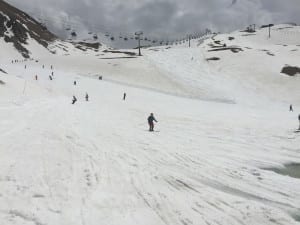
281 66 300 76
264 163 300 179
100 57 137 59
0 68 7 74
208 47 243 53
103 50 137 56
206 57 220 61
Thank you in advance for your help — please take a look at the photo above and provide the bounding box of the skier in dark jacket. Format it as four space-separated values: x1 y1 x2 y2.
148 113 158 132
85 93 89 101
72 96 77 104
290 104 293 112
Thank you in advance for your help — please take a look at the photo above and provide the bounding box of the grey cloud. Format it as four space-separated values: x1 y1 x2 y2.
4 0 300 43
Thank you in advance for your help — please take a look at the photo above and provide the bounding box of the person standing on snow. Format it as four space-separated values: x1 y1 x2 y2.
123 93 126 101
290 104 293 112
148 113 158 132
85 93 89 101
72 96 77 104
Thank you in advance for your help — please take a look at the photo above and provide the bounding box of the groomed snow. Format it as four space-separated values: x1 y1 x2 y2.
0 25 300 225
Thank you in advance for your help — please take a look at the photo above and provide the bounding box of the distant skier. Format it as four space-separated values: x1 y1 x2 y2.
147 113 158 132
85 93 89 101
24 65 26 69
298 114 300 130
123 93 126 101
72 96 77 104
51 71 54 76
35 75 38 80
74 81 77 86
99 76 102 80
42 65 45 69
290 104 293 112
51 65 53 70
49 75 53 80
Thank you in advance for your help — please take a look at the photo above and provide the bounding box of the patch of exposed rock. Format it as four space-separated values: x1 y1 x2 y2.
281 66 300 76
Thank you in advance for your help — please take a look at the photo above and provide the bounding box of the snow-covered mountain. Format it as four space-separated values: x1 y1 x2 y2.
145 24 300 106
1 2 300 225
0 0 56 57
0 0 106 59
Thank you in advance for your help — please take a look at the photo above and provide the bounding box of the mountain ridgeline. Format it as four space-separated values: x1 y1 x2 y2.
0 0 56 58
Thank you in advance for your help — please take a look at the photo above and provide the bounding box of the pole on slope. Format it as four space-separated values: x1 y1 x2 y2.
22 80 27 94
135 31 143 56
268 24 273 38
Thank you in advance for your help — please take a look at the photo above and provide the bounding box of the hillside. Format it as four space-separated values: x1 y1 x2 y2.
0 0 106 60
0 5 300 225
0 0 56 57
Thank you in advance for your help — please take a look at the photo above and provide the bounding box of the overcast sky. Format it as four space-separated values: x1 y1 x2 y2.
5 0 300 41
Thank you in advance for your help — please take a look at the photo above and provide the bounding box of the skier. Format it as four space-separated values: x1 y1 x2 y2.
49 75 53 80
290 104 293 112
99 76 102 80
51 71 54 76
85 93 89 101
51 65 53 70
35 75 38 80
298 114 300 130
123 93 126 101
147 113 158 132
72 96 77 104
74 81 77 86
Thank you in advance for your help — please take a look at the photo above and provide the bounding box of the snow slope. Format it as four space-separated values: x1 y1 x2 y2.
0 25 300 225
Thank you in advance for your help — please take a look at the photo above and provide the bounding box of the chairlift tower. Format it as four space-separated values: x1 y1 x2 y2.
268 24 274 38
135 31 143 56
188 35 192 48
